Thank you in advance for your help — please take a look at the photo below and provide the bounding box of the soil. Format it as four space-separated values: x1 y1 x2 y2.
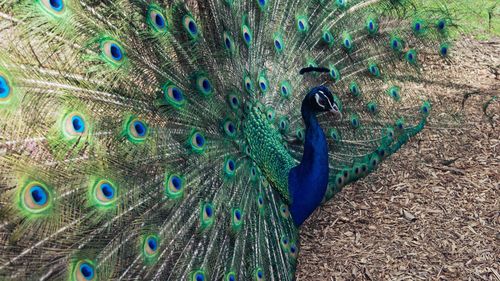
296 37 500 281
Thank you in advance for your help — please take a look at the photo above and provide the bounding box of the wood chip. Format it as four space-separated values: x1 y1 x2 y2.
402 209 417 222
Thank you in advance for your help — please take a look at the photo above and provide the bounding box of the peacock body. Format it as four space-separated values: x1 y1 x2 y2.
0 0 452 280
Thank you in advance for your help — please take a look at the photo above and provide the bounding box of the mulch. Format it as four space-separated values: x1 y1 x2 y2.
296 37 499 281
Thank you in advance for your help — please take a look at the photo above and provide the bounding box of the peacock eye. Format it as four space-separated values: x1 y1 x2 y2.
22 182 51 213
226 272 236 281
40 0 65 15
280 204 290 218
366 18 378 34
101 39 125 65
63 112 87 138
224 158 236 176
195 273 205 281
241 24 252 45
258 73 268 93
297 16 308 32
274 39 282 50
196 75 213 96
279 118 288 131
243 76 253 94
389 86 400 100
171 176 181 190
405 49 418 64
148 7 167 31
342 32 353 50
73 260 96 281
322 30 334 46
223 120 237 137
413 21 422 32
227 93 240 110
200 203 215 230
439 43 450 57
164 173 184 199
108 44 121 60
231 207 243 231
164 84 186 108
80 263 94 280
234 209 241 220
296 128 304 141
274 33 284 52
421 101 431 115
336 0 347 8
147 237 157 251
256 194 264 209
93 180 117 206
437 19 446 31
190 132 206 151
0 74 12 103
266 108 275 121
280 81 292 98
143 235 159 257
127 119 148 142
289 243 298 259
183 15 199 39
255 268 264 280
280 235 290 251
223 32 235 53
368 64 380 77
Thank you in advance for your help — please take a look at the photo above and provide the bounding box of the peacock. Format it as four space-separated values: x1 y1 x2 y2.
0 0 453 280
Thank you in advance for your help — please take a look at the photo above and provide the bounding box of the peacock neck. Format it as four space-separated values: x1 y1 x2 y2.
288 103 329 225
242 101 330 225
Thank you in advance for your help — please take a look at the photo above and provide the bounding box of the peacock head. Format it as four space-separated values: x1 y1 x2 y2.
304 86 342 119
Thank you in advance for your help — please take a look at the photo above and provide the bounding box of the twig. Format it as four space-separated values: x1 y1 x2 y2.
425 164 466 175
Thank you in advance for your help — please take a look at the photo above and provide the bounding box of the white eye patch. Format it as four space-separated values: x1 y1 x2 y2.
314 93 325 108
326 97 336 112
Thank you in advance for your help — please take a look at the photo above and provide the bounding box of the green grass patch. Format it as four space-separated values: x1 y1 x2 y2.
417 0 499 40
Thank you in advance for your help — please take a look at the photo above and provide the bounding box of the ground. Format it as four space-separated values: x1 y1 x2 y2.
296 37 499 280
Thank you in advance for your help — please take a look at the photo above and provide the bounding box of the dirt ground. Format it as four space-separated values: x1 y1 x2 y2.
296 37 499 280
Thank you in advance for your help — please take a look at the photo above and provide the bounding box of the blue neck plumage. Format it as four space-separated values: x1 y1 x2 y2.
288 102 329 226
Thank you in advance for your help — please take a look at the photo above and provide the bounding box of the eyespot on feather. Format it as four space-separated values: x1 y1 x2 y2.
39 0 66 16
188 131 206 153
91 179 117 207
100 39 125 65
124 117 148 143
63 112 87 138
71 260 96 281
183 15 199 39
19 181 52 215
147 5 168 32
200 203 215 230
164 173 184 199
0 73 13 103
163 83 186 108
